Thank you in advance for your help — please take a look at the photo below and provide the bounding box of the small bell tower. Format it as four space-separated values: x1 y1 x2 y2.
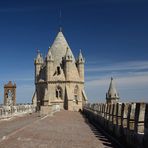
106 77 119 104
46 51 54 81
34 50 43 83
64 47 73 81
77 49 85 82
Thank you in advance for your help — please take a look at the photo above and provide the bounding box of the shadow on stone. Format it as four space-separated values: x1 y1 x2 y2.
81 113 122 148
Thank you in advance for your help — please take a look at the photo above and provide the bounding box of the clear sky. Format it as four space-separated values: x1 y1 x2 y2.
0 0 148 104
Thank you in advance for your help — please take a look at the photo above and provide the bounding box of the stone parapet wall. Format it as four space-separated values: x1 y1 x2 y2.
83 102 148 148
0 104 36 119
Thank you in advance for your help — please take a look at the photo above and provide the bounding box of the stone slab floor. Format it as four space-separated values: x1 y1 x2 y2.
0 111 120 148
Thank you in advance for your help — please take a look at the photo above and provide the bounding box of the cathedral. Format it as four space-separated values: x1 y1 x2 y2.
33 30 87 113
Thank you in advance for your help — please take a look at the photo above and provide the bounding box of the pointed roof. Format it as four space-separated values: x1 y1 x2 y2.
65 47 73 61
35 52 43 64
47 31 75 67
78 49 84 63
46 30 80 81
47 50 53 61
4 81 16 88
107 77 119 98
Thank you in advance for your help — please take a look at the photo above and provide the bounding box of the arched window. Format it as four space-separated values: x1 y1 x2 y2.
6 90 13 106
74 85 79 104
56 86 62 99
57 66 61 75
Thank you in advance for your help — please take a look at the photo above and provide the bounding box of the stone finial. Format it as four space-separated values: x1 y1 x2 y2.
65 47 73 61
35 51 44 64
46 51 54 61
78 49 85 64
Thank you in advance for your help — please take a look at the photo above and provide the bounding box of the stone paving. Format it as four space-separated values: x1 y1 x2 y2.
0 111 119 148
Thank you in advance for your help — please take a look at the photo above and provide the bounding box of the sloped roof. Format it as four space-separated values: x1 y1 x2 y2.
47 31 75 68
47 31 80 81
78 50 84 63
107 77 119 98
82 89 88 101
4 81 16 88
35 52 44 64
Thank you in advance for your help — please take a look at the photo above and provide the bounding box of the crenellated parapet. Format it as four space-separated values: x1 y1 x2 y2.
83 102 148 148
0 104 36 119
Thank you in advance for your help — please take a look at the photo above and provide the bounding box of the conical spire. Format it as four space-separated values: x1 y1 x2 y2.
108 77 119 98
47 50 54 61
106 77 119 104
47 31 75 67
35 50 43 64
78 49 84 63
65 47 73 61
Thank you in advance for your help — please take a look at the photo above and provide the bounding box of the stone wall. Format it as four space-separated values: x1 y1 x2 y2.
0 104 36 119
83 103 148 148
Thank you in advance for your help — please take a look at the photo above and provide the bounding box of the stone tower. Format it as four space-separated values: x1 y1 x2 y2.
34 30 87 113
4 81 16 106
106 77 119 104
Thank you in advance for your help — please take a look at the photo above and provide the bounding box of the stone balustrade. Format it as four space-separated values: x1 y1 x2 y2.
0 104 36 119
83 102 148 148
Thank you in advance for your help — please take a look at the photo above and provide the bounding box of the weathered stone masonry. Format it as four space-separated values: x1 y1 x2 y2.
83 103 148 148
0 104 36 119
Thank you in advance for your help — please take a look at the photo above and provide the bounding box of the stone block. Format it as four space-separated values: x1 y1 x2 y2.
135 103 145 133
127 103 136 130
40 105 52 115
143 103 148 147
122 103 129 128
116 103 122 126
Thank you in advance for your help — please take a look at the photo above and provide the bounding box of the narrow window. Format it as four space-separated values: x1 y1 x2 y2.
56 86 62 100
57 66 61 75
74 85 79 104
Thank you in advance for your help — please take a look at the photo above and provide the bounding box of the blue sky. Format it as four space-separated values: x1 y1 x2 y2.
0 0 148 103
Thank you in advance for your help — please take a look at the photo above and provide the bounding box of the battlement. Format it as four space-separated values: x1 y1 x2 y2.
0 104 36 119
83 102 148 148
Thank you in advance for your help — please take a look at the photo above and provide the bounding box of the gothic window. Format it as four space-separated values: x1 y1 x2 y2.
57 66 61 75
74 85 79 104
56 86 62 100
56 90 58 98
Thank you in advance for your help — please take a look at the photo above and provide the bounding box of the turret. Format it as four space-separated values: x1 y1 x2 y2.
34 51 43 83
77 49 85 82
106 77 119 104
46 50 54 81
65 47 73 81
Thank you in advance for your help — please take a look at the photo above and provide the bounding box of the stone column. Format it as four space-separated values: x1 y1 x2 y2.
122 103 130 128
109 104 113 122
127 103 136 131
117 103 122 126
104 104 108 120
106 104 110 121
144 103 148 147
102 104 105 118
134 103 145 133
113 104 117 125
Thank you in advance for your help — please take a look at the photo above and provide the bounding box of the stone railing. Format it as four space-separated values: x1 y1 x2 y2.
0 104 36 119
83 103 148 148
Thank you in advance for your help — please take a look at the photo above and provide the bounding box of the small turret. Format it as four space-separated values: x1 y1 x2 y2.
65 47 73 61
77 49 85 82
46 50 54 81
34 50 43 83
106 77 119 104
65 47 73 80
